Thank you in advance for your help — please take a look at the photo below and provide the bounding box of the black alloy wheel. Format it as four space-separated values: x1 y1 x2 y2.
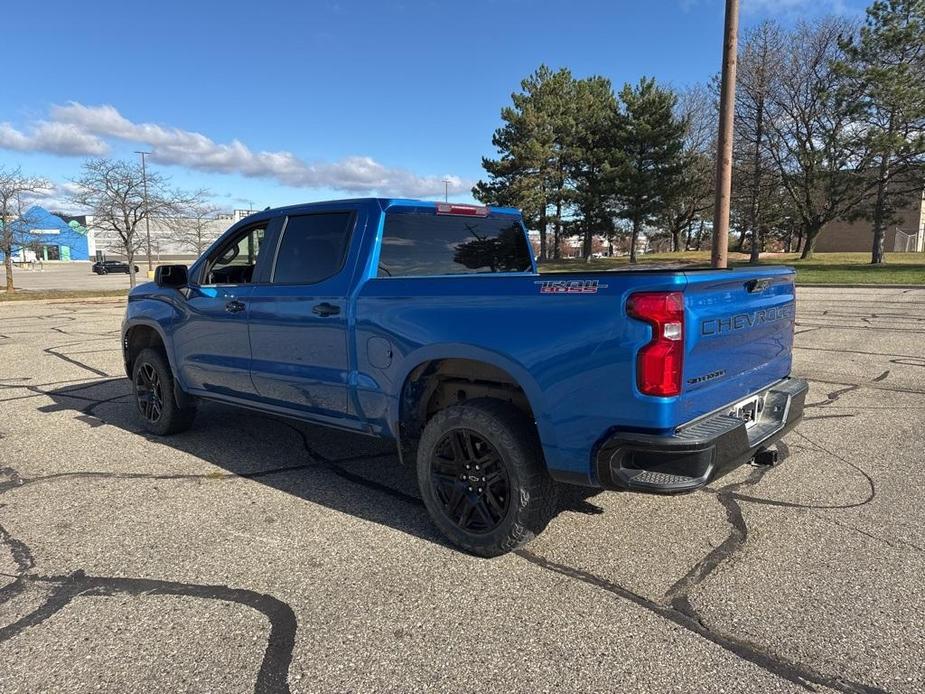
430 428 511 534
134 361 163 423
416 399 557 557
131 348 196 435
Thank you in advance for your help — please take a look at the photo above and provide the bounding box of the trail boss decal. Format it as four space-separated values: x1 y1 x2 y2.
701 303 794 336
535 279 608 294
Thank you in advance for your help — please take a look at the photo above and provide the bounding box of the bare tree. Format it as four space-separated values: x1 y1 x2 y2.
733 21 787 263
660 82 717 252
69 159 197 287
0 166 51 292
165 201 223 256
766 19 875 259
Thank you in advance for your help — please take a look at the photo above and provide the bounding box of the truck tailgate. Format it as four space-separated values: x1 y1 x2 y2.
679 267 796 421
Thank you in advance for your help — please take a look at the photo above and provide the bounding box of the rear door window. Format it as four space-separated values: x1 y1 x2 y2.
378 211 532 277
272 212 353 284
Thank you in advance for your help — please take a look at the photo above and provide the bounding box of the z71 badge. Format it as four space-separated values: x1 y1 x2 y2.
535 279 608 294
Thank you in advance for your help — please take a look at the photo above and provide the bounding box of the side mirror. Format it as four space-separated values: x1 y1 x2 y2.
154 264 189 288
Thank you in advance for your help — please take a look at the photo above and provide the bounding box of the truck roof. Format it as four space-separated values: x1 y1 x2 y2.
241 198 522 220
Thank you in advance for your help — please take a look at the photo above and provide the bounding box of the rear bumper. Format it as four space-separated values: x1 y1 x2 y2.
595 377 808 493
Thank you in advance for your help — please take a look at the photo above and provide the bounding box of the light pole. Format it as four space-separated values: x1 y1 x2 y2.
442 179 450 202
711 0 739 269
135 151 153 273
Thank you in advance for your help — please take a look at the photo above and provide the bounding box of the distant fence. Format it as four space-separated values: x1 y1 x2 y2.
893 229 917 252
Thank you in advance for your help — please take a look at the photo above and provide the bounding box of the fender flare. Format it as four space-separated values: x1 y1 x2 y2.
123 313 185 391
389 342 557 452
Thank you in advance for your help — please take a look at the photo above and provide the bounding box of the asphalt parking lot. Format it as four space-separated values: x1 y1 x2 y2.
2 262 138 291
1 287 923 693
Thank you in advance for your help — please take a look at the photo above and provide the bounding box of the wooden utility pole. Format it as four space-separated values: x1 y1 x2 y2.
711 0 739 269
136 151 153 273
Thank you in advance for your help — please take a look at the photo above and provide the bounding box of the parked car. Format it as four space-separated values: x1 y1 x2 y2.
93 260 140 275
122 198 807 556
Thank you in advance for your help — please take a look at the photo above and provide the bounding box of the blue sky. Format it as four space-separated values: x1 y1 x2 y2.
1 0 866 212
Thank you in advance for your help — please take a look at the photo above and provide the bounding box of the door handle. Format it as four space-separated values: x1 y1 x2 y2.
225 300 246 313
312 302 341 317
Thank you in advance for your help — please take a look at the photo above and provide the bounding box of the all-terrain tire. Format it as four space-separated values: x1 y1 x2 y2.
417 398 557 557
132 347 196 435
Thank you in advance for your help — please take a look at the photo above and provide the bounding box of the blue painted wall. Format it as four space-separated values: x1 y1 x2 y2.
7 206 90 261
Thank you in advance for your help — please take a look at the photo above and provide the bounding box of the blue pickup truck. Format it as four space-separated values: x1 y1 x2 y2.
123 198 807 556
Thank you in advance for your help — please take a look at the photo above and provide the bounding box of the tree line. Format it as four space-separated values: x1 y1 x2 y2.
1 159 222 289
474 0 925 264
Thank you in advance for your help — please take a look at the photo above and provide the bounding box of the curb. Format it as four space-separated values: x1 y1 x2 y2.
0 295 127 305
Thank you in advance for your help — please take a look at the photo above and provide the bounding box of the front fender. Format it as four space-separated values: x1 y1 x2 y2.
123 295 184 386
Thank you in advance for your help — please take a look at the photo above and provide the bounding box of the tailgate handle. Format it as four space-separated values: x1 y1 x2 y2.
745 278 771 293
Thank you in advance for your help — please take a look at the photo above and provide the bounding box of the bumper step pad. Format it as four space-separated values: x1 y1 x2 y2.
595 378 809 493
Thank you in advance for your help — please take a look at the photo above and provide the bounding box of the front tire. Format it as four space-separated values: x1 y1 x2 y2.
132 348 196 435
417 399 556 557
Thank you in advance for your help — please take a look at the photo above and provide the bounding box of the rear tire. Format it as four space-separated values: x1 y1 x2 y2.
417 399 556 557
132 347 196 435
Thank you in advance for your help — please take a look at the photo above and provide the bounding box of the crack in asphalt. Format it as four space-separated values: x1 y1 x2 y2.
515 440 886 694
42 340 113 378
235 431 889 693
514 548 886 694
794 345 925 360
0 571 297 694
0 459 308 693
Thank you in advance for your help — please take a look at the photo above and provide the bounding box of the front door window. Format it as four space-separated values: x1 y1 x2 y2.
205 225 266 285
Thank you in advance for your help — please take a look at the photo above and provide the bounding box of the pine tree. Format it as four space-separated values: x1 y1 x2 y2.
568 76 619 260
837 0 925 264
612 78 687 264
474 66 577 260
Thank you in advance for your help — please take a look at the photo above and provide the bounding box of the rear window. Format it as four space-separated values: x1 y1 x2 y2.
272 212 353 284
377 210 532 277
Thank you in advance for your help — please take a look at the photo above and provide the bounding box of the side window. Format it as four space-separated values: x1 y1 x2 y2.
272 213 353 284
205 225 266 285
377 211 532 277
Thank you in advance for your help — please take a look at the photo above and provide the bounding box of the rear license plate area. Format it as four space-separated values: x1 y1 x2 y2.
729 395 763 428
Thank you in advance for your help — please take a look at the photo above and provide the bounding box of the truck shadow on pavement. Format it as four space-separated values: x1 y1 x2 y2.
44 377 608 553
0 375 611 694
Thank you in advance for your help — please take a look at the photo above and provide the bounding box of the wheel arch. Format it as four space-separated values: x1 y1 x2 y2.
124 320 194 410
391 344 554 467
123 322 167 374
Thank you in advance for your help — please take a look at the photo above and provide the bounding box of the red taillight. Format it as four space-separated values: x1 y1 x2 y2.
627 291 685 397
435 202 489 217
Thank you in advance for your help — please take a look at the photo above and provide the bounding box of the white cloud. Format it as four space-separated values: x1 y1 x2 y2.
2 102 470 198
0 120 108 156
19 180 86 215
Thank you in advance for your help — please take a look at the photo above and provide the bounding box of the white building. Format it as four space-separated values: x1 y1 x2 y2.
86 209 256 262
